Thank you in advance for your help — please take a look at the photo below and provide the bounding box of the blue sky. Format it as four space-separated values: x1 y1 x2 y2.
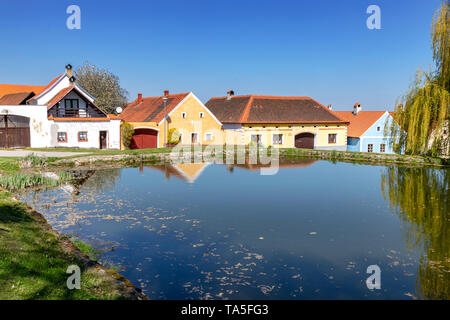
0 0 442 110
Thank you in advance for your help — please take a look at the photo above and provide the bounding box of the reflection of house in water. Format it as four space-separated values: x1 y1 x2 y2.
146 163 211 183
227 158 317 172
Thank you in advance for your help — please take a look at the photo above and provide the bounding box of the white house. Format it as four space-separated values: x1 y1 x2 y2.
0 65 121 149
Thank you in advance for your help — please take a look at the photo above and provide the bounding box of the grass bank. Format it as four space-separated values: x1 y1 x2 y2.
0 190 146 300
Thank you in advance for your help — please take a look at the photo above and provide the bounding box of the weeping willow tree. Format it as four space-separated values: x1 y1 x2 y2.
388 1 450 156
381 167 450 299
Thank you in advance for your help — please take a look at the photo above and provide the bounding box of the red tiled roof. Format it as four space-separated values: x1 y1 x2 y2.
0 74 64 102
119 92 190 123
48 116 111 122
0 84 46 100
45 87 73 110
205 95 347 124
0 91 35 105
334 111 386 137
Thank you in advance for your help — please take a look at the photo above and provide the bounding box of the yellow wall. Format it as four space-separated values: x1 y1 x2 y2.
240 124 347 148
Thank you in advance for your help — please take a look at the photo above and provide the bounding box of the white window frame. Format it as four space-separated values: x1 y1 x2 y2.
204 132 213 141
250 134 263 145
272 133 283 145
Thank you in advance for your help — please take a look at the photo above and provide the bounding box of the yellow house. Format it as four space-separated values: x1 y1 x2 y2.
119 91 222 149
205 92 349 150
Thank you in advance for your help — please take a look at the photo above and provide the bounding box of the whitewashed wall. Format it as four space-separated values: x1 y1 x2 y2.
48 119 121 149
0 105 50 148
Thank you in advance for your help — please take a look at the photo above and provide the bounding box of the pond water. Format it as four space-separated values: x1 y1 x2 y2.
20 160 449 300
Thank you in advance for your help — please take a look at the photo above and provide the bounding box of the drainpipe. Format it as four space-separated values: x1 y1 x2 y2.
163 95 168 148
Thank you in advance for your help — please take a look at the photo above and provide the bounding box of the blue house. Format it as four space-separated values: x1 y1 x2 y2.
335 105 397 154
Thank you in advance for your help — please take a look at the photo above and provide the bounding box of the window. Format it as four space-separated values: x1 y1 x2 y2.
205 132 213 141
377 126 381 132
328 134 337 144
179 133 183 143
182 112 186 119
57 132 67 143
191 133 198 143
64 99 79 109
380 144 386 153
78 131 88 142
368 144 373 152
273 134 283 145
199 112 204 118
251 134 262 144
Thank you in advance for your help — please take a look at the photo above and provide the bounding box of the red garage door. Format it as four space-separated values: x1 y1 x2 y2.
130 128 158 149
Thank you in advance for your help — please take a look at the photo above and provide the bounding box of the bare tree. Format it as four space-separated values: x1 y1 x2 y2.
74 62 128 114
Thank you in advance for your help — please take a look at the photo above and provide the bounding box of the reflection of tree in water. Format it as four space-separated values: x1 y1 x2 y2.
381 166 449 299
73 169 122 192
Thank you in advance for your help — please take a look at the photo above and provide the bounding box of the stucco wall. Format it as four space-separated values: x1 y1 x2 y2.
359 112 394 154
48 119 121 149
240 124 347 150
0 105 50 148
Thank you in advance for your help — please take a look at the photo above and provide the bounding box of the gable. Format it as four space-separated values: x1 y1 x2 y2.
47 87 107 118
160 93 222 126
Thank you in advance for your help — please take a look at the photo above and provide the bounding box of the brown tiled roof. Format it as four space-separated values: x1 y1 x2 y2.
334 111 386 137
0 91 35 105
120 92 190 123
205 95 346 124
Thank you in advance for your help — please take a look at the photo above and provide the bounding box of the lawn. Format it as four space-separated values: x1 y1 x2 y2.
0 190 141 299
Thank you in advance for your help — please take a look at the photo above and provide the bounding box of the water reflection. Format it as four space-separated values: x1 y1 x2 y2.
381 166 449 299
19 161 449 299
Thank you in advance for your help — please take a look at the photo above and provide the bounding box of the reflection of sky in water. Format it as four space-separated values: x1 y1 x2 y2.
21 161 428 299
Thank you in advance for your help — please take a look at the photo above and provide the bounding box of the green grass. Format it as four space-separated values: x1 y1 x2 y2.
0 190 135 300
0 158 20 174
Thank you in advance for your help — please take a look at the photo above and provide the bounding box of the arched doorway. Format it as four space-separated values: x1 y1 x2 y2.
295 132 315 149
0 115 30 148
130 128 158 149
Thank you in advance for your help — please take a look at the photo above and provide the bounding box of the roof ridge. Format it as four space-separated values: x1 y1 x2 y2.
239 96 254 123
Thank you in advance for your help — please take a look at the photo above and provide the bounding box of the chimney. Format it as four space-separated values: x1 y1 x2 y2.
164 90 169 97
327 104 332 110
227 90 234 100
353 103 361 115
65 64 73 77
137 93 143 103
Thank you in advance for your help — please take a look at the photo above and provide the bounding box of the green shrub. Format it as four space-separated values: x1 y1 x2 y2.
121 122 135 149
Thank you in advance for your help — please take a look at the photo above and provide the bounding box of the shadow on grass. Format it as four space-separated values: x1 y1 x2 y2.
0 201 33 224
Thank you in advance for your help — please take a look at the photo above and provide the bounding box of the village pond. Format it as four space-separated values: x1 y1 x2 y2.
19 160 449 299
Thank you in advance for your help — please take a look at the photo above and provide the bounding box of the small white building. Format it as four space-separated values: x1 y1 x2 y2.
0 65 121 149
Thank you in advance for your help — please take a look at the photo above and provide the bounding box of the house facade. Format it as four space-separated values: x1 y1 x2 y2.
119 91 222 149
205 92 348 150
335 104 396 154
0 65 121 149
